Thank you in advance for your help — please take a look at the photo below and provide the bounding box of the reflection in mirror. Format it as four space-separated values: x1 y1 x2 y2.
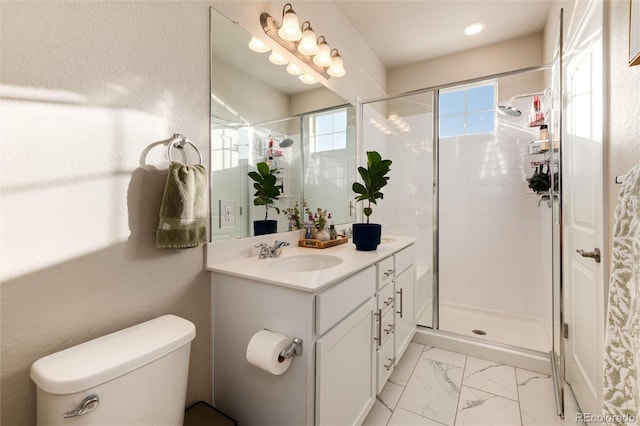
302 105 356 227
210 7 353 241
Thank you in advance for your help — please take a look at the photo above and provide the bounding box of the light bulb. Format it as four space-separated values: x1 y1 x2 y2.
297 25 318 55
327 52 345 77
313 39 332 67
299 73 317 85
286 63 303 75
278 6 302 41
268 51 288 65
248 37 270 53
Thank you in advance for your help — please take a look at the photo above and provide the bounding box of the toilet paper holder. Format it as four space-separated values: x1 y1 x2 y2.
279 337 303 360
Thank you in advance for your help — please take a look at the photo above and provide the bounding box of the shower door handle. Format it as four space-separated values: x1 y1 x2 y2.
576 248 601 263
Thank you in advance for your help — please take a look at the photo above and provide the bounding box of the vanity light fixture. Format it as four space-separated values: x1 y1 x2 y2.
297 22 319 55
248 36 271 53
278 3 303 41
257 3 346 81
269 51 288 65
299 73 317 84
286 63 304 75
327 49 346 77
312 36 332 67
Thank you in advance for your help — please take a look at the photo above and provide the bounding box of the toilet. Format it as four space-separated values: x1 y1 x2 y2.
30 314 196 426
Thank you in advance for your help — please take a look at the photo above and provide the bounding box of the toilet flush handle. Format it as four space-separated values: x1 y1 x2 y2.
63 394 99 418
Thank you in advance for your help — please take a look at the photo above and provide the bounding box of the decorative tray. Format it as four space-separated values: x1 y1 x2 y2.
299 235 348 249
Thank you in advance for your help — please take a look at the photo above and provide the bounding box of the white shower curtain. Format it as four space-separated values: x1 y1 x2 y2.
603 164 640 424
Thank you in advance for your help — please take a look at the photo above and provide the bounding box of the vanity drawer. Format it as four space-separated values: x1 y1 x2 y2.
316 266 376 336
376 281 395 313
395 244 416 276
376 332 395 393
376 256 395 289
376 305 395 347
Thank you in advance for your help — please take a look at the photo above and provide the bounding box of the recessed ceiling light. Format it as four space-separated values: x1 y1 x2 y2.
463 23 485 36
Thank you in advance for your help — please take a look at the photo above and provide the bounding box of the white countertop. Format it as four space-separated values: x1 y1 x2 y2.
207 235 416 293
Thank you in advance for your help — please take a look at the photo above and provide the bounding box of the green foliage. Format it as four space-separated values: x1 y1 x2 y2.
248 162 282 220
352 151 392 224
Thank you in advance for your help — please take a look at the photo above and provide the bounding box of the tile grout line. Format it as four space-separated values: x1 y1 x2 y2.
515 366 524 425
452 353 469 426
384 343 428 425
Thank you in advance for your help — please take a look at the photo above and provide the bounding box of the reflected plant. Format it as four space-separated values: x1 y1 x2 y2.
248 162 282 220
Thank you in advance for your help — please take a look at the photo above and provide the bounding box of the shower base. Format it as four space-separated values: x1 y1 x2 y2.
417 302 552 353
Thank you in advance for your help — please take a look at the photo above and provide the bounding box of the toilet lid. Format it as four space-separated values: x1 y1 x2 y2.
30 315 195 394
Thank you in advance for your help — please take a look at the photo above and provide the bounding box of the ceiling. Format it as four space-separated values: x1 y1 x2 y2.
334 0 552 68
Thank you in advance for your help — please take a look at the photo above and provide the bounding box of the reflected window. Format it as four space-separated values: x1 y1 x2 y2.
439 83 495 137
310 109 347 152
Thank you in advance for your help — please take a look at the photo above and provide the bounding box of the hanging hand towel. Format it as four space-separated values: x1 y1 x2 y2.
603 164 640 423
156 161 207 249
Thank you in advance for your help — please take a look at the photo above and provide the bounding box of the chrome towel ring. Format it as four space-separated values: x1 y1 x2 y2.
167 133 202 165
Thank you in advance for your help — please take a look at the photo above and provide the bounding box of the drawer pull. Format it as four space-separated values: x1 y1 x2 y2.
383 269 395 278
374 308 382 346
384 323 395 335
384 357 395 371
384 296 395 307
396 288 404 318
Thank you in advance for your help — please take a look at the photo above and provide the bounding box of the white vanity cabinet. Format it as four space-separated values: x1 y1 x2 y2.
315 266 376 426
374 244 417 393
208 238 416 426
316 297 376 425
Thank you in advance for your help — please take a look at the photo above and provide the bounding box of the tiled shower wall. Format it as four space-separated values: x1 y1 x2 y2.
363 99 551 324
438 121 551 321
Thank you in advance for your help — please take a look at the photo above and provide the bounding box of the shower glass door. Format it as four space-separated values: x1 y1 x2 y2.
549 8 564 418
360 64 562 363
436 69 554 353
361 91 435 328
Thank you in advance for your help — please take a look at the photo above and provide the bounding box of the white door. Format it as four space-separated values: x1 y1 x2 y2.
316 298 376 425
563 0 605 415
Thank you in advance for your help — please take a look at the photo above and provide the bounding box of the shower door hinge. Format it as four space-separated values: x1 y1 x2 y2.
563 323 569 339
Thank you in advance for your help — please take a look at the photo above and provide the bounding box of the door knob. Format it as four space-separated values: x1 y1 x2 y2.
576 248 601 263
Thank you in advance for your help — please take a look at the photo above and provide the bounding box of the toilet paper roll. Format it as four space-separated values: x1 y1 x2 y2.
246 330 293 375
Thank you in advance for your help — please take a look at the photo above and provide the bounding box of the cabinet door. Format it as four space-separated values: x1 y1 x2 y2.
316 298 376 426
395 265 416 363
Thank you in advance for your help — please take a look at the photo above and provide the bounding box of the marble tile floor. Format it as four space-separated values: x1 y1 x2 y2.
363 343 584 426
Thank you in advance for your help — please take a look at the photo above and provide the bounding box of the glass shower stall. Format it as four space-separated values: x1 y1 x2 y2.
360 62 564 414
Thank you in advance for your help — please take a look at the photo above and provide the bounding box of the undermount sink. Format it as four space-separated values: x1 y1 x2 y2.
270 254 343 272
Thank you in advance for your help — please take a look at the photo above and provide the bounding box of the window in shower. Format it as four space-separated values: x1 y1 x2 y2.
439 82 495 137
309 108 348 152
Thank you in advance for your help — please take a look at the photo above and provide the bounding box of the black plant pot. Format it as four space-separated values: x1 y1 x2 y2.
254 220 277 236
352 223 382 251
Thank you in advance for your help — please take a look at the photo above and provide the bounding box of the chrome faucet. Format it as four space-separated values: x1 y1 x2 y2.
254 240 290 259
269 240 290 258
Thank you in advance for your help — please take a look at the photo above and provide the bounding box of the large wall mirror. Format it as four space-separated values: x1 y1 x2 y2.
210 7 355 241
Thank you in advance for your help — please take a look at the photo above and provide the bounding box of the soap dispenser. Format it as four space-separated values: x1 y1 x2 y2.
328 214 337 240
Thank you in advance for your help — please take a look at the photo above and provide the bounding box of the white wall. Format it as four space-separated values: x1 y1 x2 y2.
606 0 640 261
0 3 213 424
388 33 544 95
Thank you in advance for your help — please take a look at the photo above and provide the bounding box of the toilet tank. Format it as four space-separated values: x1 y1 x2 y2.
30 315 196 426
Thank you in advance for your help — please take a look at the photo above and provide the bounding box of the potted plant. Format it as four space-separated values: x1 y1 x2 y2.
351 151 392 251
248 162 282 236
